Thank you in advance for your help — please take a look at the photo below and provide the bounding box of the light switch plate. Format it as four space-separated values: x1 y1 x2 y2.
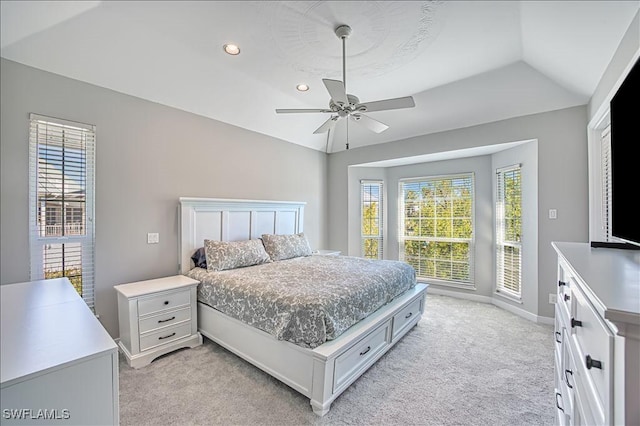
549 293 557 304
548 209 557 219
147 233 159 244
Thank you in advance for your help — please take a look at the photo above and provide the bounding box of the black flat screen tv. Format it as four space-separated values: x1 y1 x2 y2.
609 57 640 247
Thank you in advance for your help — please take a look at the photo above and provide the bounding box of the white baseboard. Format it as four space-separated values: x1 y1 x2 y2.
427 286 554 326
491 297 538 322
535 315 555 325
427 287 492 303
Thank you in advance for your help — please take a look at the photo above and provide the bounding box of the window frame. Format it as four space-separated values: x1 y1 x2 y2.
398 173 476 288
495 164 522 300
360 180 384 259
28 113 96 309
600 125 612 241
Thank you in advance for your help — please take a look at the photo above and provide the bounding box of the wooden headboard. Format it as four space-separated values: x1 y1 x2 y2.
178 197 305 274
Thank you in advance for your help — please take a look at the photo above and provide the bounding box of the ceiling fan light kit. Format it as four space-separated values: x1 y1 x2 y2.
276 24 416 151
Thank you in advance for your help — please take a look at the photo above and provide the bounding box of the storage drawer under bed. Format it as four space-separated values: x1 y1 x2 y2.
333 320 391 393
391 297 421 341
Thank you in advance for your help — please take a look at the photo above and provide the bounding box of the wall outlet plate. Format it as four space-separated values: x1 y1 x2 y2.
147 233 159 244
549 293 557 304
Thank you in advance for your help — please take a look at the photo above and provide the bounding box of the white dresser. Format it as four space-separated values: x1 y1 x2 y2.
0 278 119 425
552 242 640 426
115 275 202 368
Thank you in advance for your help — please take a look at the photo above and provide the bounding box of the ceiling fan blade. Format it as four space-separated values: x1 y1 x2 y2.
351 114 389 133
322 79 348 106
356 96 415 113
276 108 332 114
325 125 336 153
313 116 339 134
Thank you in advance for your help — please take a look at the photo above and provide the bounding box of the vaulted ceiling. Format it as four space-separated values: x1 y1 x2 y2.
1 1 638 152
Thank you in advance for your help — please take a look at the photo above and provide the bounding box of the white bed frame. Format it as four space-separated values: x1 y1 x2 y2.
178 197 428 416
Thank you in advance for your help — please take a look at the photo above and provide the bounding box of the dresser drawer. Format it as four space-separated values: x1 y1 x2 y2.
570 282 613 421
556 261 573 324
555 387 570 426
333 321 391 392
553 306 565 376
391 297 421 340
140 322 192 351
561 338 577 417
139 306 191 334
138 289 190 316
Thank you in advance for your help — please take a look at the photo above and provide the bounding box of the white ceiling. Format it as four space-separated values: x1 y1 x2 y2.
1 1 638 153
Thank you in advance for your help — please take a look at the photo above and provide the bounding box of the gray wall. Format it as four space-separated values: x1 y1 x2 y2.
328 106 589 319
492 141 539 315
589 10 639 121
386 156 495 297
0 58 328 338
586 11 639 241
346 142 540 315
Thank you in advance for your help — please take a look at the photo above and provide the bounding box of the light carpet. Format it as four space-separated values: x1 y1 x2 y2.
119 294 554 425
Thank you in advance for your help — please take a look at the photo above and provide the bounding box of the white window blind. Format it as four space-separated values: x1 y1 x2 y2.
399 173 475 286
496 164 522 298
29 114 96 309
361 180 383 259
601 125 612 241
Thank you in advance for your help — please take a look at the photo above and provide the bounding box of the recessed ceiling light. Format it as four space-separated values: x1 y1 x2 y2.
223 44 240 55
296 84 309 92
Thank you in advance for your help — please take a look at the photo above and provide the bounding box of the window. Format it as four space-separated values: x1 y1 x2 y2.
361 180 383 259
399 174 474 286
496 164 522 298
601 125 612 241
29 114 96 309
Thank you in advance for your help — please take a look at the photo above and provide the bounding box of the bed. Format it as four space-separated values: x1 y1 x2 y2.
178 197 428 416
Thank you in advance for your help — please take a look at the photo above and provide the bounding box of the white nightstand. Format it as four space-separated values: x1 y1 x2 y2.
313 249 342 256
115 275 203 368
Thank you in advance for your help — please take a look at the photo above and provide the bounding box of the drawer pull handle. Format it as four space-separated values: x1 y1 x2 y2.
571 318 582 328
164 301 170 305
564 294 570 302
555 392 564 412
158 332 176 340
158 316 176 324
359 346 371 356
586 355 602 370
405 312 413 319
558 280 567 287
564 369 573 389
554 332 562 344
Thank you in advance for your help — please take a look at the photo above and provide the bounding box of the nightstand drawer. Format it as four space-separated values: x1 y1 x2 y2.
139 306 191 334
140 322 192 351
138 289 190 316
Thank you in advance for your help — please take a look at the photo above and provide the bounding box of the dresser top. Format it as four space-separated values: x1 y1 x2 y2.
552 242 640 325
1 278 117 387
114 274 199 298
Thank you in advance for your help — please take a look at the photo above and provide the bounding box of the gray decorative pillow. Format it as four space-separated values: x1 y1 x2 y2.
204 239 272 272
261 233 312 261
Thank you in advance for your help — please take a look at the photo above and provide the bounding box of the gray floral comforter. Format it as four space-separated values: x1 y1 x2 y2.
186 255 416 349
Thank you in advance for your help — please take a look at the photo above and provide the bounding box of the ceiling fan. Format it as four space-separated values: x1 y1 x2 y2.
275 25 415 151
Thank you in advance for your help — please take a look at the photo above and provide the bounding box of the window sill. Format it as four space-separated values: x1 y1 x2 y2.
417 278 476 291
494 290 522 304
